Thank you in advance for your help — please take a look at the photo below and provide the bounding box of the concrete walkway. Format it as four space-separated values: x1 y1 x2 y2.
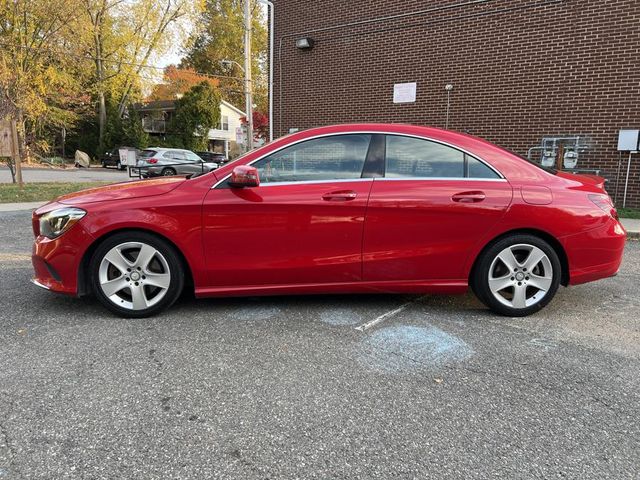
0 201 638 238
0 167 129 183
623 218 640 238
0 201 44 212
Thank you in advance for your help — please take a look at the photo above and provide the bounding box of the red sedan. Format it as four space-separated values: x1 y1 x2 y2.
31 124 626 318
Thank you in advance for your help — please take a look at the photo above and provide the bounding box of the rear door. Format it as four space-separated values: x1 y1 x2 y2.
363 134 513 282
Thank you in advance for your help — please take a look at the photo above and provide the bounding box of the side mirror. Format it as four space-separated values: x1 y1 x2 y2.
229 165 260 188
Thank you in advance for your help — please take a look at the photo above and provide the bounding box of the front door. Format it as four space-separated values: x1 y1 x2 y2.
202 134 376 287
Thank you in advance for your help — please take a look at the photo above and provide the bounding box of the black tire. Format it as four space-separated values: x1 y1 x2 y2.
161 167 176 176
472 234 561 317
89 231 185 318
116 160 123 170
101 161 106 168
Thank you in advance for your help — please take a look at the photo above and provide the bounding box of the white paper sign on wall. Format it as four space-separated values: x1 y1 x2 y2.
393 82 417 104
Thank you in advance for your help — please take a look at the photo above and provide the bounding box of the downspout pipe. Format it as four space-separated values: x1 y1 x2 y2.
258 0 274 142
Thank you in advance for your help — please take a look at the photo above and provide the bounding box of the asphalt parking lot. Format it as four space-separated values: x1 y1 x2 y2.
0 210 638 479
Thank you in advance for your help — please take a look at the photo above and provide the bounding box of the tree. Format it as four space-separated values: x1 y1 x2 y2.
241 110 268 142
169 81 221 151
181 0 267 109
0 0 88 166
147 65 219 101
81 0 196 153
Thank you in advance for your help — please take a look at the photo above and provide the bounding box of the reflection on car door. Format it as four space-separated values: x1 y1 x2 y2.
363 135 513 282
202 134 377 287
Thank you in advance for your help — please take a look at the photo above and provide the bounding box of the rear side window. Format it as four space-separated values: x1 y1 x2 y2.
253 134 372 183
139 149 158 158
467 156 500 179
385 135 499 179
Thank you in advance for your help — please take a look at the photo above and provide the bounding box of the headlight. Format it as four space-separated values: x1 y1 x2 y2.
39 207 86 239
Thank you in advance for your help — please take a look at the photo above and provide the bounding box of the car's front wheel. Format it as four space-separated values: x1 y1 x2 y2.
89 232 184 317
472 234 561 317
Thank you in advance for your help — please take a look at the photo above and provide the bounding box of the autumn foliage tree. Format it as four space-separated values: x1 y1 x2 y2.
241 111 269 142
0 0 88 165
147 66 219 101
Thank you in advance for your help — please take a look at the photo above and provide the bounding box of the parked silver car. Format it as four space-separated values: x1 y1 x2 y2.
137 148 219 177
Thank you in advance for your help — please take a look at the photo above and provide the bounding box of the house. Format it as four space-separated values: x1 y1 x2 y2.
135 99 246 158
272 0 640 208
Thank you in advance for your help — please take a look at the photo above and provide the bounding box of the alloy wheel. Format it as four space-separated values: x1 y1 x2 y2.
488 243 553 310
98 242 171 311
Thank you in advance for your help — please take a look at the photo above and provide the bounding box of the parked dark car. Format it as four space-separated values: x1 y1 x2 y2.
100 147 139 170
196 151 227 165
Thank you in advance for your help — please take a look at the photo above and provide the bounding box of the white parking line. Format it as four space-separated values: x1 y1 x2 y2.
355 297 423 332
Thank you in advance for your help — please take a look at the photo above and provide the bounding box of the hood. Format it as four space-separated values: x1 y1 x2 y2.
556 171 606 191
57 177 186 205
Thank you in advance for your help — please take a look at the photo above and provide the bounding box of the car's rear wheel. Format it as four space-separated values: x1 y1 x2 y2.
472 234 561 317
89 232 184 318
161 168 176 176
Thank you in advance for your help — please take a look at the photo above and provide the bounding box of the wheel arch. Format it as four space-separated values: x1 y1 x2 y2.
77 227 195 296
469 228 570 288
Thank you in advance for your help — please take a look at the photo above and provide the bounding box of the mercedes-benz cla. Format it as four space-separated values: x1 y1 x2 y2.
31 124 626 317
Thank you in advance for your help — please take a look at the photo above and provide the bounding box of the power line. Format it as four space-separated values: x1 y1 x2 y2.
0 40 252 83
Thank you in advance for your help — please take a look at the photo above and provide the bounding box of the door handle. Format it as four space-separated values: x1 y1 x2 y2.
322 190 358 201
452 191 486 203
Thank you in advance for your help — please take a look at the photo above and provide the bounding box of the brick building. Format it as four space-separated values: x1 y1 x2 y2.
272 0 640 208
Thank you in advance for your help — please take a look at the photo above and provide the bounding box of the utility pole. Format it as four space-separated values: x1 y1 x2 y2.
244 0 254 151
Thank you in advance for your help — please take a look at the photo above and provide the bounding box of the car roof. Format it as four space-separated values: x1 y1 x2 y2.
144 147 193 152
235 123 553 184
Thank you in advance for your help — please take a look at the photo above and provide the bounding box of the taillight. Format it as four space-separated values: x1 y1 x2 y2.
148 158 158 164
588 194 618 220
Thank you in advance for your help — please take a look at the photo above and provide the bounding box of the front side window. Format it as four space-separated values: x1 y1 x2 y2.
222 115 229 131
253 134 372 184
164 151 185 161
385 135 499 179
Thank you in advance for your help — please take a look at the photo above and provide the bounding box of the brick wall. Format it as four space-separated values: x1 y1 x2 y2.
272 0 640 208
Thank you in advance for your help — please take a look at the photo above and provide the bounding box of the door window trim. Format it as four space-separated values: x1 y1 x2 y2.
212 131 505 189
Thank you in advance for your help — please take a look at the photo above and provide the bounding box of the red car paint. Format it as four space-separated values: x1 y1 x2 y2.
31 124 626 300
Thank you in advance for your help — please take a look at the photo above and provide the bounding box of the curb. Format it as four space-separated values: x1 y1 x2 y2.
0 201 45 212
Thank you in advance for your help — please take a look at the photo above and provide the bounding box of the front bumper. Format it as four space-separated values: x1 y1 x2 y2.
562 217 627 286
31 221 95 296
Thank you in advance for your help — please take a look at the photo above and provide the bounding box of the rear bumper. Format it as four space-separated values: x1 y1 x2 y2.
562 218 626 286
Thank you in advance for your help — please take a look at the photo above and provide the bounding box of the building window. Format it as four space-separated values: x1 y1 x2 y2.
222 115 229 131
